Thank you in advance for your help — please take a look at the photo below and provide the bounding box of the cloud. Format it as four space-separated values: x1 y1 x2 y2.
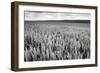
24 11 91 21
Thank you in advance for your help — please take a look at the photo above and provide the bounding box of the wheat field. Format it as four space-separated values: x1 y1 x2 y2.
24 21 90 62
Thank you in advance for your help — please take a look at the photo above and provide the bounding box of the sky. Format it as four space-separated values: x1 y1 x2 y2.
24 11 91 21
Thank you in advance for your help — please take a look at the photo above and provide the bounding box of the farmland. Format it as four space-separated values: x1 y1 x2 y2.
24 20 90 62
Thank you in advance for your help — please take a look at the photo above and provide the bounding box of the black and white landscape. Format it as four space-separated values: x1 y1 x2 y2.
24 11 90 62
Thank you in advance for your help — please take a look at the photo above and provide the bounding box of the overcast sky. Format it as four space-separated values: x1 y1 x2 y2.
24 11 91 21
